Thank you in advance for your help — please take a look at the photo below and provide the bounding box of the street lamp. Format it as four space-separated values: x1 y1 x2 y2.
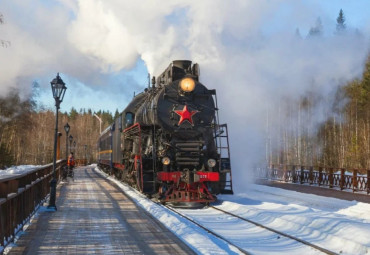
84 144 87 164
64 123 70 160
93 113 102 134
48 73 67 211
69 135 73 154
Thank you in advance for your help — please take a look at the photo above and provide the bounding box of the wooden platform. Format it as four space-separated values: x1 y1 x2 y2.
8 166 195 254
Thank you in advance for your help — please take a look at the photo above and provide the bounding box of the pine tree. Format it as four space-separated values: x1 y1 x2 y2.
0 143 14 168
336 9 346 33
69 107 78 120
0 12 10 47
114 109 120 120
308 17 323 37
295 28 302 39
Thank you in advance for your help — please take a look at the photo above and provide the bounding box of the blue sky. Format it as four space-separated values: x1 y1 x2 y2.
37 59 149 114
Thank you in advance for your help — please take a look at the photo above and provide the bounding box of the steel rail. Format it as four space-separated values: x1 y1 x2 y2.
163 205 251 255
210 206 338 255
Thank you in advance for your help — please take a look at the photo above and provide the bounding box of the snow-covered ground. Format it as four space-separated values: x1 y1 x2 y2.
94 166 370 255
2 165 370 254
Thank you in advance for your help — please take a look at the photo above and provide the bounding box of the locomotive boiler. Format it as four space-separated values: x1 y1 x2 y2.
98 60 233 204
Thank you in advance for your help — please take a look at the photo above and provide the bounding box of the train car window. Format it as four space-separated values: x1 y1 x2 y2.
125 112 134 128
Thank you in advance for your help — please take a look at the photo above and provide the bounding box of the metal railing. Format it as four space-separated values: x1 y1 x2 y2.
255 164 370 194
0 160 66 249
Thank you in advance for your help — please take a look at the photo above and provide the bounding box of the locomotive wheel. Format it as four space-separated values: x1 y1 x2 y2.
136 169 142 192
219 172 227 191
208 181 221 195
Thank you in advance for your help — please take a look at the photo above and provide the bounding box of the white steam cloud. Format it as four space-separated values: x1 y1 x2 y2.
1 0 369 192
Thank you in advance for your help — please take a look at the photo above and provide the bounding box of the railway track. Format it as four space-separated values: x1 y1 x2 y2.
164 204 338 255
164 204 252 255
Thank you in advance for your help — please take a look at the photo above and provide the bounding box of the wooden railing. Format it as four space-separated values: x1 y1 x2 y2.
75 159 87 166
0 160 66 250
255 164 370 194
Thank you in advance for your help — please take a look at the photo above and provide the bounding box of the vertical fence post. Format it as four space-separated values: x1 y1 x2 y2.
329 168 333 188
300 166 304 184
367 170 370 195
309 166 314 185
270 164 274 179
340 168 345 190
353 169 358 193
265 164 269 179
283 165 288 182
318 167 323 186
292 165 296 183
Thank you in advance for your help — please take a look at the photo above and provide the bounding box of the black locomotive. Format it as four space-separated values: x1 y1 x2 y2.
98 60 233 203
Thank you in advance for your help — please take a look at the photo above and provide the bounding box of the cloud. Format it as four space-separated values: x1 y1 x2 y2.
68 0 139 72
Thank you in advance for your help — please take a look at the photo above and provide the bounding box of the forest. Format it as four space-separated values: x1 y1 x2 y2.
0 89 116 168
265 56 370 170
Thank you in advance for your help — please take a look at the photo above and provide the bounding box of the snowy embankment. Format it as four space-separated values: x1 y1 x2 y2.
94 166 370 255
180 189 370 255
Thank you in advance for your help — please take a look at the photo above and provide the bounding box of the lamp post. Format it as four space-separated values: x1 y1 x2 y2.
84 144 87 165
93 113 102 134
64 123 70 160
69 135 73 154
48 73 67 211
73 141 76 153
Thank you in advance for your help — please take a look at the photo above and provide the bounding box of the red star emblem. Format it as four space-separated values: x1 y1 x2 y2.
174 105 198 126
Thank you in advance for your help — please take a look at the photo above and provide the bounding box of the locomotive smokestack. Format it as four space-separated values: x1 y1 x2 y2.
152 76 156 88
148 73 150 89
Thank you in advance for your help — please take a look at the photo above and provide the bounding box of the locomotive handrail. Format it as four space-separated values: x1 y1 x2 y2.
123 123 143 192
123 122 141 135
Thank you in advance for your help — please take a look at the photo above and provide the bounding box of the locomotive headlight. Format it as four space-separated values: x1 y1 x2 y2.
162 156 171 165
180 77 196 92
207 158 216 168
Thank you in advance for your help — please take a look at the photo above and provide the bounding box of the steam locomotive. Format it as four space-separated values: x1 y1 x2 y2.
98 60 233 204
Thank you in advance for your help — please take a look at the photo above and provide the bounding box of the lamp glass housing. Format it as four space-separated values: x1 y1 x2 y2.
50 73 67 102
64 123 70 133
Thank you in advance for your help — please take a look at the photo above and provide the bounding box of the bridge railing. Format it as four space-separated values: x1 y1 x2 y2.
255 164 370 194
75 159 87 166
0 160 66 249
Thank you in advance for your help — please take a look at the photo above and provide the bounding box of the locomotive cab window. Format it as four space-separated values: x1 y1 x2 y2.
125 112 134 128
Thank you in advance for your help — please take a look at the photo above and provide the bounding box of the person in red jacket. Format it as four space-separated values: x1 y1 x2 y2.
67 152 75 169
65 152 76 179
